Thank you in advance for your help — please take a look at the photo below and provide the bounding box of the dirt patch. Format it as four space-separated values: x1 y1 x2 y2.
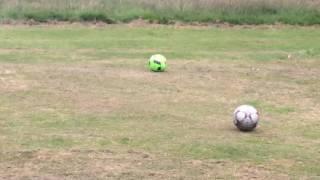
234 164 289 180
73 95 122 114
0 67 30 92
0 150 290 179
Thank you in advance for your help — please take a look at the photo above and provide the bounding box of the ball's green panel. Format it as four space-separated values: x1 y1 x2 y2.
148 54 167 72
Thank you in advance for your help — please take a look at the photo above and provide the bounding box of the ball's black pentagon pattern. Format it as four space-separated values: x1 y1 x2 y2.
233 105 259 132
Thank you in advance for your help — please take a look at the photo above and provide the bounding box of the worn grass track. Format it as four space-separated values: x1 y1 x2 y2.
0 25 319 179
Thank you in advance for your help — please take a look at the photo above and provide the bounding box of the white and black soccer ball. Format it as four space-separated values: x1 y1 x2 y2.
233 105 259 131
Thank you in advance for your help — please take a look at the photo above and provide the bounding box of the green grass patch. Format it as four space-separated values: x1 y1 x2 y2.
1 26 320 63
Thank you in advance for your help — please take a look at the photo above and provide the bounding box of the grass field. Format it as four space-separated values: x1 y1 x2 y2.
0 24 320 179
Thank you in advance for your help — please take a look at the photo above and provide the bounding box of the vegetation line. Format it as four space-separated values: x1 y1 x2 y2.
0 0 320 25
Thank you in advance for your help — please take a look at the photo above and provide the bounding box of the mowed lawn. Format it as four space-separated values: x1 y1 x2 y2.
0 25 319 179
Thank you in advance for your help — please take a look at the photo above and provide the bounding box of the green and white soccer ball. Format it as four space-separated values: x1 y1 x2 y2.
148 54 167 72
233 105 259 131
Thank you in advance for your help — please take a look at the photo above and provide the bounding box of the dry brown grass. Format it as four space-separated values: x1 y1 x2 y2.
0 150 291 179
1 57 319 179
0 55 319 178
0 66 30 92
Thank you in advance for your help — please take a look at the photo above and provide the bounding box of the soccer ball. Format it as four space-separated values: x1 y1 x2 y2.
233 105 259 131
148 54 167 72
